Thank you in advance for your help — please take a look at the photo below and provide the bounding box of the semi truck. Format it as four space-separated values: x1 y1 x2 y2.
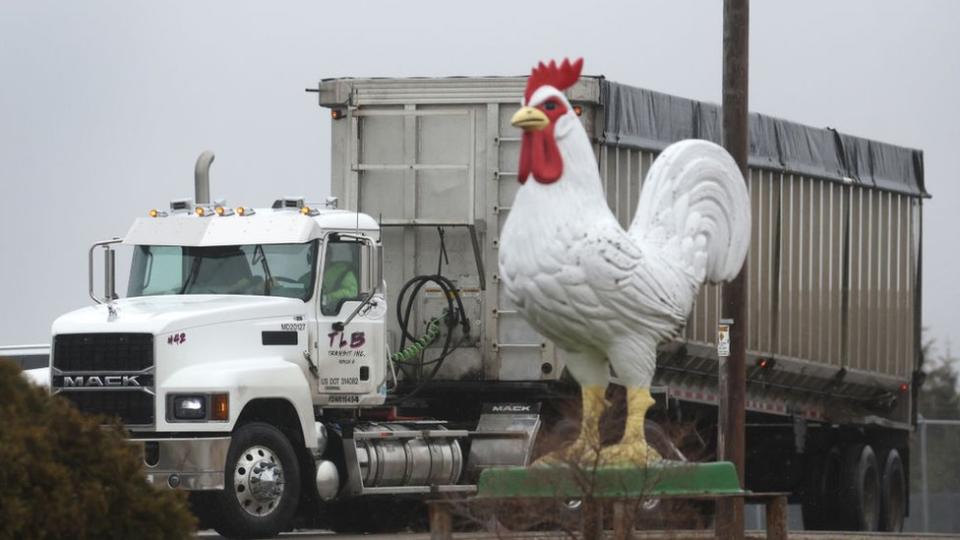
44 75 925 536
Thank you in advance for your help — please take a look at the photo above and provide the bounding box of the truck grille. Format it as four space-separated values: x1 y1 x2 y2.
53 333 153 372
59 391 155 426
52 333 155 428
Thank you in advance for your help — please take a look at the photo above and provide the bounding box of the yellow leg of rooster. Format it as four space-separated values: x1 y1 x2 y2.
599 387 661 465
534 384 606 466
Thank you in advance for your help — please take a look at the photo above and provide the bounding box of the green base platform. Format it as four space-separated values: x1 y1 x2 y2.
476 460 744 499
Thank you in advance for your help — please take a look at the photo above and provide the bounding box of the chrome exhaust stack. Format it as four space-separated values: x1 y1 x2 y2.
194 151 215 205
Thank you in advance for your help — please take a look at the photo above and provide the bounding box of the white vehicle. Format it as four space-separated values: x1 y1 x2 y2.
46 75 924 536
55 185 538 537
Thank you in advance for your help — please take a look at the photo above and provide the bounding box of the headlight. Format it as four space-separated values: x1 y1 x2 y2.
172 395 206 420
167 393 229 422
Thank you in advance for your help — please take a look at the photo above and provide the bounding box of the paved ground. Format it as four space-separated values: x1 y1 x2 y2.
198 530 960 539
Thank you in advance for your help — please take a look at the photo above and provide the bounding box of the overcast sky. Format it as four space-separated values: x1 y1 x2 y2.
1 1 958 359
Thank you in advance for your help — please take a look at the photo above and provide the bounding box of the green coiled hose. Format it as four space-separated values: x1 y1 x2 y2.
390 313 443 363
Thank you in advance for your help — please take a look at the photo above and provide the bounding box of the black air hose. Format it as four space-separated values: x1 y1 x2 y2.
388 273 470 403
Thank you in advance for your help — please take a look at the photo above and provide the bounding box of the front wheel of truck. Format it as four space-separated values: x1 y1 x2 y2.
210 422 301 539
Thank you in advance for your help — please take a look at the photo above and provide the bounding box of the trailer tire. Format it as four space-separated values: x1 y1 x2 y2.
210 422 301 539
879 449 906 532
838 443 881 531
801 446 843 530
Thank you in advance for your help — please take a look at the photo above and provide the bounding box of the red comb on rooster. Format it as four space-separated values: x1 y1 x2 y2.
500 58 751 466
513 57 585 185
524 58 583 102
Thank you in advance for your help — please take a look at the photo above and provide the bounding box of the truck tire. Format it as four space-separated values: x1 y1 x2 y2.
879 449 906 532
210 422 301 539
801 446 843 530
837 443 881 531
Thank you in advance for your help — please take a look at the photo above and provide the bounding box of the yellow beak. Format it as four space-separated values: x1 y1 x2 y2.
511 106 549 131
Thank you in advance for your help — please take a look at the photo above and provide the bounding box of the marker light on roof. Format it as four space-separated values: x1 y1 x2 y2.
236 207 255 216
214 206 233 216
195 207 209 217
300 206 318 216
148 209 167 218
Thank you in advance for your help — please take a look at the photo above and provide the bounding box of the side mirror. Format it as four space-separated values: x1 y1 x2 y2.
89 238 123 304
104 247 117 301
372 243 383 292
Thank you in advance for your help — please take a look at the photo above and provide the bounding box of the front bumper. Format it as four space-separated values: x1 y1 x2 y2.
132 436 231 490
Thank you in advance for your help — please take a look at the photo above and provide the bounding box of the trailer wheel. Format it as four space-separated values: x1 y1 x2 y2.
210 422 301 539
801 446 843 530
838 443 881 531
879 449 906 532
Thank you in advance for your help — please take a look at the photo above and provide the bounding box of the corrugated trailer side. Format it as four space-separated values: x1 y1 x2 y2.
316 75 924 427
591 82 924 429
319 77 582 386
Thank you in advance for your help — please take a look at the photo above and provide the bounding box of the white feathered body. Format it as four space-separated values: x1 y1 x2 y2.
499 110 750 388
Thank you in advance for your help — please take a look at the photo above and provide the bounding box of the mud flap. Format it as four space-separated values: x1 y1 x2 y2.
464 403 542 481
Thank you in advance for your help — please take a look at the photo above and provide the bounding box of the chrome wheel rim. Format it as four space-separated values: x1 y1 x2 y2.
233 445 284 517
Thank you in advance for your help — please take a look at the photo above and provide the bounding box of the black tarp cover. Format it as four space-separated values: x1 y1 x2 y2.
600 80 926 197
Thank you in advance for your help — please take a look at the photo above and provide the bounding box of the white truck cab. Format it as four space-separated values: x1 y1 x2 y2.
50 187 537 538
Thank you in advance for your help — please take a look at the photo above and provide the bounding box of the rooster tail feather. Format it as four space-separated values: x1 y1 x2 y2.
628 140 751 283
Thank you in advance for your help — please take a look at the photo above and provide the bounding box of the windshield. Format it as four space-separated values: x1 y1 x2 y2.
127 242 318 301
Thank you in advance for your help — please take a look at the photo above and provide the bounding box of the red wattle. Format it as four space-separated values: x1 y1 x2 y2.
517 127 562 185
519 132 532 184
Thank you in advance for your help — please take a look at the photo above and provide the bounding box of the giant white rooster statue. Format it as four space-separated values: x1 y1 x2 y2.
499 58 751 466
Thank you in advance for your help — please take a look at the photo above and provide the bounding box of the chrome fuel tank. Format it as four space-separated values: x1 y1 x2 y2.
354 422 462 488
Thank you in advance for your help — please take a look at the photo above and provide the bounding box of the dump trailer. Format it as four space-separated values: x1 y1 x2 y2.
41 74 923 538
314 75 926 532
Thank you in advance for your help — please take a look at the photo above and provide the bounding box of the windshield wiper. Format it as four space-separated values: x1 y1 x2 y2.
179 256 203 294
252 245 273 295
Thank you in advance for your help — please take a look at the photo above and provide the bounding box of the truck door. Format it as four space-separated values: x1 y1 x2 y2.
315 234 388 407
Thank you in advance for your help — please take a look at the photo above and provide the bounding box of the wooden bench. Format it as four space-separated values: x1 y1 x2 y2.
427 461 788 540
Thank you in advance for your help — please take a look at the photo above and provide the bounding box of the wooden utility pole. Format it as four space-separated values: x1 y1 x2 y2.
717 0 749 538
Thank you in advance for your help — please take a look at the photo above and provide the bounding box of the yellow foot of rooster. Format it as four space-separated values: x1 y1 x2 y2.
598 441 662 466
598 386 662 466
532 436 603 467
533 384 606 467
